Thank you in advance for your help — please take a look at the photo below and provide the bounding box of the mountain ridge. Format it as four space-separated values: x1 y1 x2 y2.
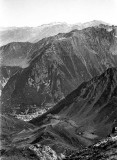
0 20 116 47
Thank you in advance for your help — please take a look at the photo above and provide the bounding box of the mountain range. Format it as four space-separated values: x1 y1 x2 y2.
0 21 117 159
0 20 116 47
1 22 117 115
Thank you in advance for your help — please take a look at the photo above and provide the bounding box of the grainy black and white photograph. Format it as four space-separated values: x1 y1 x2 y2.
0 0 117 159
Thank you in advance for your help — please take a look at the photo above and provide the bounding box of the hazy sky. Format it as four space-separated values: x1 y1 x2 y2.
0 0 117 27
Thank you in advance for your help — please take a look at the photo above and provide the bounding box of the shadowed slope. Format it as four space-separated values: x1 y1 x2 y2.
28 68 117 149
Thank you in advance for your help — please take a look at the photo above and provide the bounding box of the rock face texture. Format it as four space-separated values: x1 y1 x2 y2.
1 26 117 114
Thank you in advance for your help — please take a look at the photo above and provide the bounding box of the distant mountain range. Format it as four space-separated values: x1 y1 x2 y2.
0 20 116 47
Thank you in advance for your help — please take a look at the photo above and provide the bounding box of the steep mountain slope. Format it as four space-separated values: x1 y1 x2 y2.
28 68 117 150
1 25 117 114
1 68 117 157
